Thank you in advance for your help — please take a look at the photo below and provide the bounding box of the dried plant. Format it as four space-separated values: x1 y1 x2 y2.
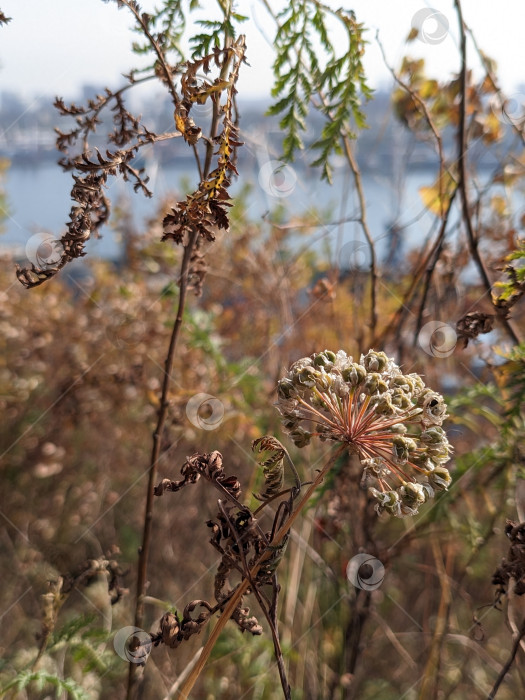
276 349 452 517
3 1 525 698
15 2 246 290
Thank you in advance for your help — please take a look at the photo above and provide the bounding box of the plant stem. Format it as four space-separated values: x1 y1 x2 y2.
488 617 525 699
454 0 521 346
127 228 199 700
177 444 346 698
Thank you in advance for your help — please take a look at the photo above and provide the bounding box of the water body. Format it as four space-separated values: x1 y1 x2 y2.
1 158 438 267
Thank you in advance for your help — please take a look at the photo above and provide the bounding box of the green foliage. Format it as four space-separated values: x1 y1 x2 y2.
190 5 248 58
447 344 525 489
0 671 90 700
185 307 226 369
208 629 283 699
447 382 502 432
130 0 200 63
50 614 98 648
494 240 525 312
268 1 371 181
499 342 525 430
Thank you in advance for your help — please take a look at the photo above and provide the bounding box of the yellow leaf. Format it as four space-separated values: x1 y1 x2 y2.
420 79 439 99
174 112 186 135
419 172 456 216
147 389 160 408
189 79 231 103
482 112 503 144
491 195 508 217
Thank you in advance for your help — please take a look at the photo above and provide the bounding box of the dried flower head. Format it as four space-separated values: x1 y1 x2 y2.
276 349 452 517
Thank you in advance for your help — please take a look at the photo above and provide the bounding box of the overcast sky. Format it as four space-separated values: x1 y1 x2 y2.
0 0 524 102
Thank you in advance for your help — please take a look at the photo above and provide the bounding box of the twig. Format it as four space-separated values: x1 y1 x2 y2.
218 501 291 700
488 618 525 699
127 227 200 699
454 0 521 346
122 0 180 109
412 187 459 345
465 25 525 146
340 133 378 338
376 31 447 218
176 444 346 698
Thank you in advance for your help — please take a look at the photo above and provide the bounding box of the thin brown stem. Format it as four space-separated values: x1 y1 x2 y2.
122 0 180 109
412 188 458 345
126 228 199 700
177 445 346 698
454 0 521 346
203 26 234 177
340 134 378 340
465 25 525 146
488 618 525 698
376 31 447 218
218 502 291 700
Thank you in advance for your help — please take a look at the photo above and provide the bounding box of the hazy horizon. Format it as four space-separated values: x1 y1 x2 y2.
0 0 524 103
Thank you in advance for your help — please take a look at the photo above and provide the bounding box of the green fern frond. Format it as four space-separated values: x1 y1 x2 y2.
268 2 371 179
132 0 189 62
1 670 90 700
190 7 247 58
50 613 97 647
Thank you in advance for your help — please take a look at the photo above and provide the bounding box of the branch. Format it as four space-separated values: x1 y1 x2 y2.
488 618 525 699
412 187 459 344
121 0 180 108
126 227 200 700
454 0 521 345
176 444 346 698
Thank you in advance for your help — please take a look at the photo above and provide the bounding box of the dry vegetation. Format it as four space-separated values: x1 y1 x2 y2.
0 1 525 699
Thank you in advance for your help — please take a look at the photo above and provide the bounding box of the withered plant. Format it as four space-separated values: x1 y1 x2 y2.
2 1 525 699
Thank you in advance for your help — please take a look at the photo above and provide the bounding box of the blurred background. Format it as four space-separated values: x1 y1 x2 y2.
0 1 524 699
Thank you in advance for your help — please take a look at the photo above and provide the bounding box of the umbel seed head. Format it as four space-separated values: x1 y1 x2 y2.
276 349 452 518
